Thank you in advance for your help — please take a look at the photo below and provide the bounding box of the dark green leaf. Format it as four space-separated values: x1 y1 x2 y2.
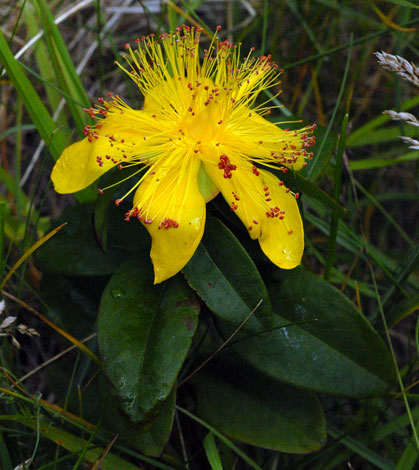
182 216 272 332
35 203 150 276
127 389 176 456
103 388 176 457
98 257 199 424
40 274 100 337
192 359 326 453
225 269 395 397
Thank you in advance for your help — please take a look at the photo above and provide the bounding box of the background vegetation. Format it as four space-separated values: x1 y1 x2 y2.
0 0 418 469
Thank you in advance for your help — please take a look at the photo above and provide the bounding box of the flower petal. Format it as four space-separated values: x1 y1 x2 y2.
51 107 160 194
257 171 304 269
133 157 206 283
51 135 115 194
203 157 303 269
225 109 310 171
51 112 142 194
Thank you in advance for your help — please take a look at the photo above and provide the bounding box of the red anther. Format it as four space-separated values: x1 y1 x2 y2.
288 230 293 235
98 97 104 103
258 140 263 144
158 217 178 229
124 43 130 49
188 107 193 112
248 225 252 231
279 181 284 186
194 149 199 153
266 198 271 202
136 37 140 43
218 120 223 125
108 91 113 97
118 164 123 170
263 186 268 191
115 199 121 206
251 46 255 51
216 25 222 31
295 193 300 199
253 219 259 225
279 215 284 220
279 68 284 73
152 114 156 118
252 165 260 176
98 188 104 195
83 125 91 136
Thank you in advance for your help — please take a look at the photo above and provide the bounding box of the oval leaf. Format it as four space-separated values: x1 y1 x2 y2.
182 216 272 332
98 257 199 424
35 204 150 276
224 269 395 397
192 359 326 453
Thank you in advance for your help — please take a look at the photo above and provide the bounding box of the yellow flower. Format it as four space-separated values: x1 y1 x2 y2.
51 25 315 284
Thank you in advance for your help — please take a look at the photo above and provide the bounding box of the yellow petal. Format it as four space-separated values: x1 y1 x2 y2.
257 170 304 269
202 156 264 240
51 109 156 194
51 135 115 194
226 109 310 171
203 157 303 269
133 157 206 283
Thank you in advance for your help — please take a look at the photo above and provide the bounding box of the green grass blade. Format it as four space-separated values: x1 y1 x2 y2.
0 432 12 470
328 426 396 470
284 18 419 71
349 151 419 170
0 124 36 141
355 181 415 248
177 406 263 470
0 203 4 280
324 114 349 281
0 30 96 202
306 37 352 180
347 95 419 146
382 0 419 8
204 433 224 470
33 0 91 135
0 29 67 159
397 434 419 470
372 246 419 324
